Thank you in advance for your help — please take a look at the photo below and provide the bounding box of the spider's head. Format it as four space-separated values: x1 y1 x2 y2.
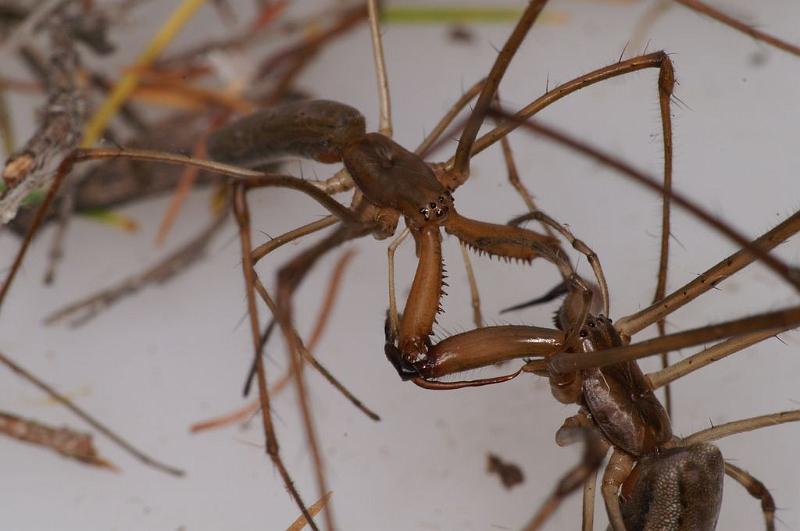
343 133 454 228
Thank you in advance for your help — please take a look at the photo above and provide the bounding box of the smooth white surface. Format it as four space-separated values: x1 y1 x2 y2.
2 1 800 530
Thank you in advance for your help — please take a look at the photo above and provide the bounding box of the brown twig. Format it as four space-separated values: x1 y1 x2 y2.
0 410 115 469
0 350 183 476
1 15 86 223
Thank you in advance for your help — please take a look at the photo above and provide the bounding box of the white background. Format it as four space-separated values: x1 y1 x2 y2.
2 1 800 530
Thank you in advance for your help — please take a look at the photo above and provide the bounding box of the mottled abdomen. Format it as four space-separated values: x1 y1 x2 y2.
207 100 366 167
621 443 724 531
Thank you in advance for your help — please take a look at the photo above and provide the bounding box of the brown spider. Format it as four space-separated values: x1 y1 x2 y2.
1 1 799 530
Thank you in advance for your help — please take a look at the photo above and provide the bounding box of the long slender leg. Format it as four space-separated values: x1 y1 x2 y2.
473 52 799 295
261 208 382 530
69 147 362 223
647 327 788 390
550 304 800 373
231 184 320 531
461 52 674 161
651 54 676 416
251 216 338 263
366 0 391 137
724 461 776 531
493 51 676 327
681 409 800 447
1 145 363 313
498 127 539 218
509 210 609 317
601 450 635 531
448 0 550 188
617 210 800 338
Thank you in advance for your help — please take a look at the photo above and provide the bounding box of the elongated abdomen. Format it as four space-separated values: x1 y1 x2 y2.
207 100 366 167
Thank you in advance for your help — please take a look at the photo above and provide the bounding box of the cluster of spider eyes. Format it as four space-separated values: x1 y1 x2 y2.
578 315 612 338
419 190 454 221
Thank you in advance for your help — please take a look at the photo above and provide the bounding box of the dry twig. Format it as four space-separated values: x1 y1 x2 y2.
0 410 115 469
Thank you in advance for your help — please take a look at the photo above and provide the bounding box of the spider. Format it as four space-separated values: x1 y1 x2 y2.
1 1 799 529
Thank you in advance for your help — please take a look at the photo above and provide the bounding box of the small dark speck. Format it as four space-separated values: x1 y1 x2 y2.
448 24 475 44
749 50 769 67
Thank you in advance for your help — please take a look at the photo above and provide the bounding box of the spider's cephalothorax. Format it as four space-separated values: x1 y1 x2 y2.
344 132 453 228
